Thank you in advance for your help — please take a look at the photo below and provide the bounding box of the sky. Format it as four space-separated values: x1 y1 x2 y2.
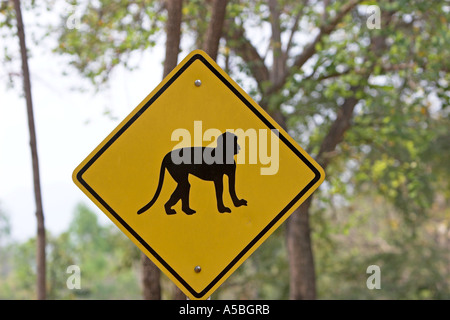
0 6 167 241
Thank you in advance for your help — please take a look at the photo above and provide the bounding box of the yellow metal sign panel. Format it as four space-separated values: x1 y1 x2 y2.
73 50 325 299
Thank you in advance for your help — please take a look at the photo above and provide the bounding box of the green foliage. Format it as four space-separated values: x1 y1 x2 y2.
0 204 141 299
0 205 11 245
56 203 141 299
313 193 450 299
281 0 450 227
0 0 54 89
55 0 164 87
216 227 289 299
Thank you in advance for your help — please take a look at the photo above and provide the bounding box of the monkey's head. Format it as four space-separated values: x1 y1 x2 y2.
216 132 240 156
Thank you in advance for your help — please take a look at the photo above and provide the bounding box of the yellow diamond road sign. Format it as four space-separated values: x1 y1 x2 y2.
73 50 325 299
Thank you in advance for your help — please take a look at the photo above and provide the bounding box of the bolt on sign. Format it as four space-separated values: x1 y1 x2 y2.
73 50 325 300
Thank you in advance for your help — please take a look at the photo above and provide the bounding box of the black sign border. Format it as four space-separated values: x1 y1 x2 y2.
75 53 322 299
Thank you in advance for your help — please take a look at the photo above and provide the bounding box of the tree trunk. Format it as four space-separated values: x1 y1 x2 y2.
286 94 359 299
13 0 46 300
140 253 161 300
286 198 315 299
223 0 371 301
269 108 318 300
266 1 317 299
141 0 183 300
285 11 391 296
163 0 183 78
268 0 284 86
202 0 228 61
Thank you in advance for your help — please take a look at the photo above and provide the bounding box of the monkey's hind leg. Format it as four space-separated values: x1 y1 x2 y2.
180 181 196 215
164 185 182 215
164 181 196 215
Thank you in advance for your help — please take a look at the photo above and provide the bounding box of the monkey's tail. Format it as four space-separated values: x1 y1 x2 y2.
137 160 166 215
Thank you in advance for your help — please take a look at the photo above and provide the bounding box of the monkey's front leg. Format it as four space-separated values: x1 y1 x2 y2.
214 178 231 213
228 173 247 207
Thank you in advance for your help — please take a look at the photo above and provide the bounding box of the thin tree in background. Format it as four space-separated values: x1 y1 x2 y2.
13 0 46 300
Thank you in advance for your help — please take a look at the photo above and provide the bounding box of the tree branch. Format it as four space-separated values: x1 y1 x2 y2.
284 6 303 61
316 91 359 169
268 0 284 84
322 0 330 21
295 0 361 68
316 7 395 169
224 20 270 87
266 0 362 96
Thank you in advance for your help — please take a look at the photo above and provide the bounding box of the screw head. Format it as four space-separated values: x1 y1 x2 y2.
194 265 202 273
194 79 202 87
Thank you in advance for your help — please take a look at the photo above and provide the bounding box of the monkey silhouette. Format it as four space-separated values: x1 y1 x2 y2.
137 132 247 215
